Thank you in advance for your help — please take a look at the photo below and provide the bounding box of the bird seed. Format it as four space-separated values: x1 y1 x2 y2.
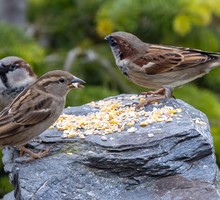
50 95 182 140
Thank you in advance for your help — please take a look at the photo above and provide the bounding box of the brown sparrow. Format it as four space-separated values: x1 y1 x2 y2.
105 31 220 107
0 56 37 111
0 70 85 158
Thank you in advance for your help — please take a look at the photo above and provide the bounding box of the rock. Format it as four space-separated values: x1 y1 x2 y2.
2 94 220 200
2 191 15 200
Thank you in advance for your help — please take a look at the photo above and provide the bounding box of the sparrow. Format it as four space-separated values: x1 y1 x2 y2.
0 56 37 111
105 31 220 107
0 70 85 158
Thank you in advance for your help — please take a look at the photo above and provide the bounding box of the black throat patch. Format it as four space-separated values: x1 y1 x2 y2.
0 74 9 88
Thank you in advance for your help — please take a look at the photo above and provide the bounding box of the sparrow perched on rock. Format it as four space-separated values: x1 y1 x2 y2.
0 56 37 111
0 70 85 158
105 31 220 107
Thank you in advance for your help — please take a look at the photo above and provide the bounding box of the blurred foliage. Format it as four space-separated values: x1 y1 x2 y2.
173 0 220 36
27 0 106 49
174 84 220 125
0 23 45 71
1 0 220 197
67 86 118 107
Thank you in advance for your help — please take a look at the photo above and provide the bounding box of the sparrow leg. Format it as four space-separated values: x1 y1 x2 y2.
19 144 31 157
16 145 51 160
140 87 173 98
164 87 173 98
19 148 25 157
140 88 165 96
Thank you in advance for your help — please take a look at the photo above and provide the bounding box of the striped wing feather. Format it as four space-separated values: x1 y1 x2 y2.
134 45 218 74
0 88 53 139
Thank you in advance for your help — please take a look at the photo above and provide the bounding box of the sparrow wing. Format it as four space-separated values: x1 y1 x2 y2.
134 45 219 75
0 89 53 140
0 111 22 139
12 91 53 125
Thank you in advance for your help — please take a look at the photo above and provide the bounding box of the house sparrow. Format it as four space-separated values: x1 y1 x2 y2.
105 31 220 107
0 70 85 158
0 56 37 111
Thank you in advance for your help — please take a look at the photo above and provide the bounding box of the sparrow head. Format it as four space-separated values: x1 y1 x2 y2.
105 31 145 61
0 56 37 89
37 70 85 96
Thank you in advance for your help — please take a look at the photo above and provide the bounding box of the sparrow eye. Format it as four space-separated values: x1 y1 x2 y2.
109 38 117 47
10 64 19 71
59 78 65 83
105 36 118 47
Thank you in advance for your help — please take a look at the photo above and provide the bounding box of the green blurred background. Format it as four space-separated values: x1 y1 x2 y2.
1 0 220 197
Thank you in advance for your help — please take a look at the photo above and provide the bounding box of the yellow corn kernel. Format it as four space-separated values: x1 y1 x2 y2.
140 121 149 126
139 98 146 103
110 118 119 125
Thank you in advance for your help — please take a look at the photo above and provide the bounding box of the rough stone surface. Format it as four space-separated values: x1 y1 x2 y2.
2 94 220 200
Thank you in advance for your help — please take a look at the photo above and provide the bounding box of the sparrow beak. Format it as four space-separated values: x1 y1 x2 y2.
69 76 85 88
104 35 117 47
104 35 110 41
0 62 8 74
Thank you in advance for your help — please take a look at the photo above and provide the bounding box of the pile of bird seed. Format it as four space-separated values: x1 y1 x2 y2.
50 95 182 140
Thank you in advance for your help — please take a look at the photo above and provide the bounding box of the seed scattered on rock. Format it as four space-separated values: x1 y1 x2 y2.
51 95 183 139
127 127 137 133
194 118 206 125
101 136 108 141
148 133 154 137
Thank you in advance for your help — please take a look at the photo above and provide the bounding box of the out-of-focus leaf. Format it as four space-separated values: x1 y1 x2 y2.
96 19 113 37
66 86 118 106
96 0 141 36
0 23 45 70
174 84 220 125
173 14 191 36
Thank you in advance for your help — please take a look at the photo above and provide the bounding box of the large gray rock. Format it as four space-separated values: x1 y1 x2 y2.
2 95 220 200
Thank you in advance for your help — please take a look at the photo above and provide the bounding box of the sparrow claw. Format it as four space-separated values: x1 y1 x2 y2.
17 145 53 162
135 95 166 109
